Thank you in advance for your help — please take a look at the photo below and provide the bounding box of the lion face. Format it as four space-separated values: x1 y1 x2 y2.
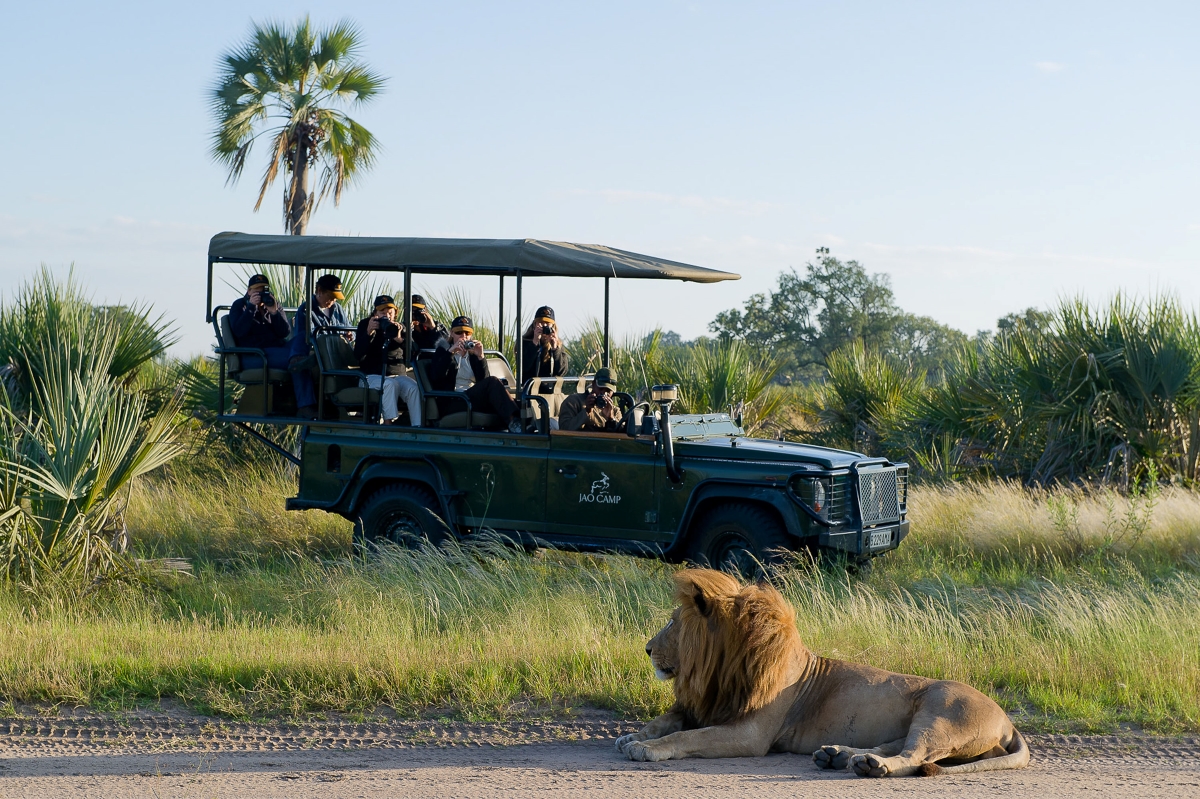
646 610 681 681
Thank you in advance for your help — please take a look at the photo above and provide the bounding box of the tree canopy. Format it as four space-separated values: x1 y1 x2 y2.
710 255 967 382
210 17 387 235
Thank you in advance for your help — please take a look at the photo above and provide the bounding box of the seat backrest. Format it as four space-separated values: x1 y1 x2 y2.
524 374 594 419
485 353 517 392
218 315 242 374
413 360 440 422
315 334 360 394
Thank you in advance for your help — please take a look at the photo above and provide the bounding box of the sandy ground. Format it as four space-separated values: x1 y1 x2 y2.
0 713 1198 798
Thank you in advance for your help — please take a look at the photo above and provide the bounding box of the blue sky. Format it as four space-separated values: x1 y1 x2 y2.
4 1 1199 355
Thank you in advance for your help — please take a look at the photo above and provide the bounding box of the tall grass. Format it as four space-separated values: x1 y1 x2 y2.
1 477 1189 729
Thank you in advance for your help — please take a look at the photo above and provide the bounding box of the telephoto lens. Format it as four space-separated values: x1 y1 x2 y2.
260 290 275 307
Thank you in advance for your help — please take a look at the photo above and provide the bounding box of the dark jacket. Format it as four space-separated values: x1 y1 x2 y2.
410 318 449 358
428 345 487 393
521 338 569 386
354 317 407 376
229 296 290 349
291 298 350 356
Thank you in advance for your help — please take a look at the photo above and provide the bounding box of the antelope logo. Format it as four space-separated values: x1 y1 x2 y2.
580 472 621 505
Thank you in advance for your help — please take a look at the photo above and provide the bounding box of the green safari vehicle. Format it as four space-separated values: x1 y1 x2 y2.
206 233 910 572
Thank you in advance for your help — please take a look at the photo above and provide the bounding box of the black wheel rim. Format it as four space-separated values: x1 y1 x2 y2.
378 509 426 547
709 532 759 577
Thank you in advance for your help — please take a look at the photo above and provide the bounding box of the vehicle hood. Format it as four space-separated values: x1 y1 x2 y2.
674 435 866 470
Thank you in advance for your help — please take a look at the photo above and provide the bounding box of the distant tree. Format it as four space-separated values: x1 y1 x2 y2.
210 17 386 236
711 255 965 382
996 307 1053 335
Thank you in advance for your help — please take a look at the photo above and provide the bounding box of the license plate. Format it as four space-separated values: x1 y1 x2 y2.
868 529 893 549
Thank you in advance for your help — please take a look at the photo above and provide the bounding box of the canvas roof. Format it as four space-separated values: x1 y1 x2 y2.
208 232 739 283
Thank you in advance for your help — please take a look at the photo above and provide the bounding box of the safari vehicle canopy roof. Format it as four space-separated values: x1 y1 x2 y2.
208 232 741 283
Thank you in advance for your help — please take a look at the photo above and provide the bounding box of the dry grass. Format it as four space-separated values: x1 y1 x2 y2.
0 477 1195 732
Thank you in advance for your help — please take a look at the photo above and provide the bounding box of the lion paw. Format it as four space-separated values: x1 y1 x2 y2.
614 733 642 753
625 741 671 762
850 753 890 778
813 745 853 770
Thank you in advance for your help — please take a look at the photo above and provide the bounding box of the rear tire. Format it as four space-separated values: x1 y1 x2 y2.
356 483 454 548
687 502 792 577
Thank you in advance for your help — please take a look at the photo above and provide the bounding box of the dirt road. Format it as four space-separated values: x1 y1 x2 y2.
1 713 1197 798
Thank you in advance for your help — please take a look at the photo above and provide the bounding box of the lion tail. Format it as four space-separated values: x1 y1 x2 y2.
920 729 1031 776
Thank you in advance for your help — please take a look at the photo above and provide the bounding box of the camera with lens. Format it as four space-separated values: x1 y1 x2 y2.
540 324 553 336
379 318 400 339
464 340 479 351
594 394 612 409
259 289 275 308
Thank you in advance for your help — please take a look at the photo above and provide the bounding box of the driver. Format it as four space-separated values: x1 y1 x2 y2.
558 367 624 432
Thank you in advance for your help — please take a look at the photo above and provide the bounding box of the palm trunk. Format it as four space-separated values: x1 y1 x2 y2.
288 130 310 236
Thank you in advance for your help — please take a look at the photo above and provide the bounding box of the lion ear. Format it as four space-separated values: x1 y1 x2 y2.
693 586 710 616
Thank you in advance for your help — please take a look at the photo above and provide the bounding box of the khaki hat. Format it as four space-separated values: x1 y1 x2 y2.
593 367 617 389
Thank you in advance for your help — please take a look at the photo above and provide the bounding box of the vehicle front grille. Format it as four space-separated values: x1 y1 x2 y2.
857 468 900 525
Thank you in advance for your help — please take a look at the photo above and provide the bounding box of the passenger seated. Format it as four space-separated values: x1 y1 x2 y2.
409 294 449 356
521 305 569 387
291 274 350 419
229 274 291 371
354 295 422 426
428 316 521 433
558 367 624 433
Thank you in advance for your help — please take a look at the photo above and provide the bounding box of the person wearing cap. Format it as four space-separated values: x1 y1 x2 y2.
228 274 292 372
558 367 624 433
408 294 449 355
354 295 422 425
290 274 351 419
428 316 521 432
521 305 569 387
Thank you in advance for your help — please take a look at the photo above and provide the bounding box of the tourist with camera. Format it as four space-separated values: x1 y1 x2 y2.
354 295 422 426
290 274 350 419
558 367 624 432
229 274 291 371
428 316 521 433
521 305 569 387
408 294 449 356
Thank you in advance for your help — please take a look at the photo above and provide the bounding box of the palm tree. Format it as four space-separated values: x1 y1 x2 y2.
210 17 386 237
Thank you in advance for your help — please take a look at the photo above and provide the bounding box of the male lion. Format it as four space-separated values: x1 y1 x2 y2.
616 569 1029 777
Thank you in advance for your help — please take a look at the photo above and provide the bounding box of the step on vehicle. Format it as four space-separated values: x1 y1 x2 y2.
207 233 909 572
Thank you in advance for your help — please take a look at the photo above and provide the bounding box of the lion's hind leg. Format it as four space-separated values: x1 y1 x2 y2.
813 739 905 771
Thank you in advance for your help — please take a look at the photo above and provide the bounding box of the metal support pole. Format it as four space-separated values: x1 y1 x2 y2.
515 272 523 391
497 275 505 356
206 260 214 323
403 268 413 364
305 267 319 420
603 277 611 368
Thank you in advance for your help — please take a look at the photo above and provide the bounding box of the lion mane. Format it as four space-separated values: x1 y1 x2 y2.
671 569 802 727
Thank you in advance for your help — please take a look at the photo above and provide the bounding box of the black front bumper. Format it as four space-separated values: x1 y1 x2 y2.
818 518 909 556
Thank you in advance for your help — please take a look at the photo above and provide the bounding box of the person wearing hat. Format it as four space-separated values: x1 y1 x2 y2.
408 294 449 356
521 305 569 387
428 316 521 432
558 367 624 432
290 274 351 419
228 274 292 372
354 295 422 425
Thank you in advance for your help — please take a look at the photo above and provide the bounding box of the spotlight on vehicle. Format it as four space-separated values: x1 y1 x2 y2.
651 384 679 403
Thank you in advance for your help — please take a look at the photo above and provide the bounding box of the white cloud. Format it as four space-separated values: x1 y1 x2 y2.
1035 61 1066 73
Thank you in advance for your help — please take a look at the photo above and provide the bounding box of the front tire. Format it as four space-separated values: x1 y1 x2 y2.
356 483 453 548
687 502 791 577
